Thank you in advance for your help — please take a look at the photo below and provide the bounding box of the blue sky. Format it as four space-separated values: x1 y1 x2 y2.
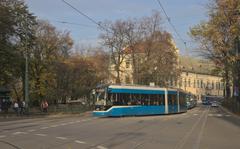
25 0 209 55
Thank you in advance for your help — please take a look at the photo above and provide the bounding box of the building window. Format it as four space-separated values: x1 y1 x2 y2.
125 76 130 84
201 80 203 88
126 60 130 68
188 79 191 87
220 82 224 90
206 81 209 89
170 78 173 86
212 81 214 89
179 78 182 87
184 78 187 87
193 80 196 88
197 80 200 88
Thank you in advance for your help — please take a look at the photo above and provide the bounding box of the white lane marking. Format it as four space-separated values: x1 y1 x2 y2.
193 113 198 116
81 120 87 122
40 127 49 129
208 114 213 117
35 133 47 137
28 129 36 132
75 140 86 144
50 125 58 128
225 114 231 117
12 132 27 135
0 135 6 138
56 137 67 140
68 122 74 124
61 123 67 126
216 114 222 117
182 113 187 116
76 120 81 123
97 145 108 149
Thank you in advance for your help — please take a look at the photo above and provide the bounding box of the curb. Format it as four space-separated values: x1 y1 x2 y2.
0 111 92 122
219 105 240 119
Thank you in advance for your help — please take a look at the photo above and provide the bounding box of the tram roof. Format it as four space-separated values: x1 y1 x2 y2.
108 85 178 91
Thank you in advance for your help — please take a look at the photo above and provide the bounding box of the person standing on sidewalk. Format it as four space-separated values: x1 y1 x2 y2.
13 101 19 116
41 100 48 113
20 100 26 115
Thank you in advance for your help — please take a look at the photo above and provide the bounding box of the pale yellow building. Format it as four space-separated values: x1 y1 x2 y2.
178 71 224 100
178 56 224 100
109 48 224 101
109 54 134 84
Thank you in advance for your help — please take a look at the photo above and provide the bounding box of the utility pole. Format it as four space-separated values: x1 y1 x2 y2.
25 45 29 113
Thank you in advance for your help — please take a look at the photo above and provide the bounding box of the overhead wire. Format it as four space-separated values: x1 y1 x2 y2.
155 0 196 73
54 20 95 28
61 0 111 33
155 0 186 46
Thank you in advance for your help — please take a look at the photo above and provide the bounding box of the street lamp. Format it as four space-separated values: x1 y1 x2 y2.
154 66 158 86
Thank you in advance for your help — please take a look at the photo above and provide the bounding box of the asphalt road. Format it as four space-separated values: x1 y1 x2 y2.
0 105 239 149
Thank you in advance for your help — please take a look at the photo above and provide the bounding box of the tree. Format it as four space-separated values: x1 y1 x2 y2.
131 11 179 86
0 0 36 100
29 20 73 104
99 20 131 84
190 0 240 98
137 31 180 86
100 11 180 86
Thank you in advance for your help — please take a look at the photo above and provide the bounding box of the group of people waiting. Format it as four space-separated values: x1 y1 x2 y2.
0 99 49 115
13 100 26 116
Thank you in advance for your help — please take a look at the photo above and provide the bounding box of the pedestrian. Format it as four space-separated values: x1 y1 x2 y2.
13 101 19 116
20 100 26 115
41 100 48 113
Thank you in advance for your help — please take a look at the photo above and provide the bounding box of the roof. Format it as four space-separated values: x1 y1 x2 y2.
179 56 217 75
109 84 176 91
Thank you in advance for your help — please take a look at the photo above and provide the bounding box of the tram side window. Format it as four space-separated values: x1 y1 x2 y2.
150 94 165 106
179 93 186 107
168 94 177 105
150 94 157 105
107 93 114 105
159 94 165 105
108 93 126 105
108 93 166 106
119 93 129 105
141 94 165 106
131 94 142 105
140 94 149 105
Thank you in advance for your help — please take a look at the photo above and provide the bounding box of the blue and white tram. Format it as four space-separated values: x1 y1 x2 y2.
93 85 187 117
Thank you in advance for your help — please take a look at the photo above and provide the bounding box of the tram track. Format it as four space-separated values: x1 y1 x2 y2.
0 140 23 149
173 107 209 149
86 109 198 149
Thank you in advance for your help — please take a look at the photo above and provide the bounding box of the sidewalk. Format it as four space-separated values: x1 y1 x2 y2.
0 111 93 122
0 112 47 122
220 105 240 118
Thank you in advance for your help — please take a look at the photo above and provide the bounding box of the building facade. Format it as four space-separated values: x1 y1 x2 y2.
109 49 224 101
178 71 224 100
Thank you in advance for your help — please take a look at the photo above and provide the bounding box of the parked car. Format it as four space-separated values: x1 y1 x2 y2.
211 101 218 107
